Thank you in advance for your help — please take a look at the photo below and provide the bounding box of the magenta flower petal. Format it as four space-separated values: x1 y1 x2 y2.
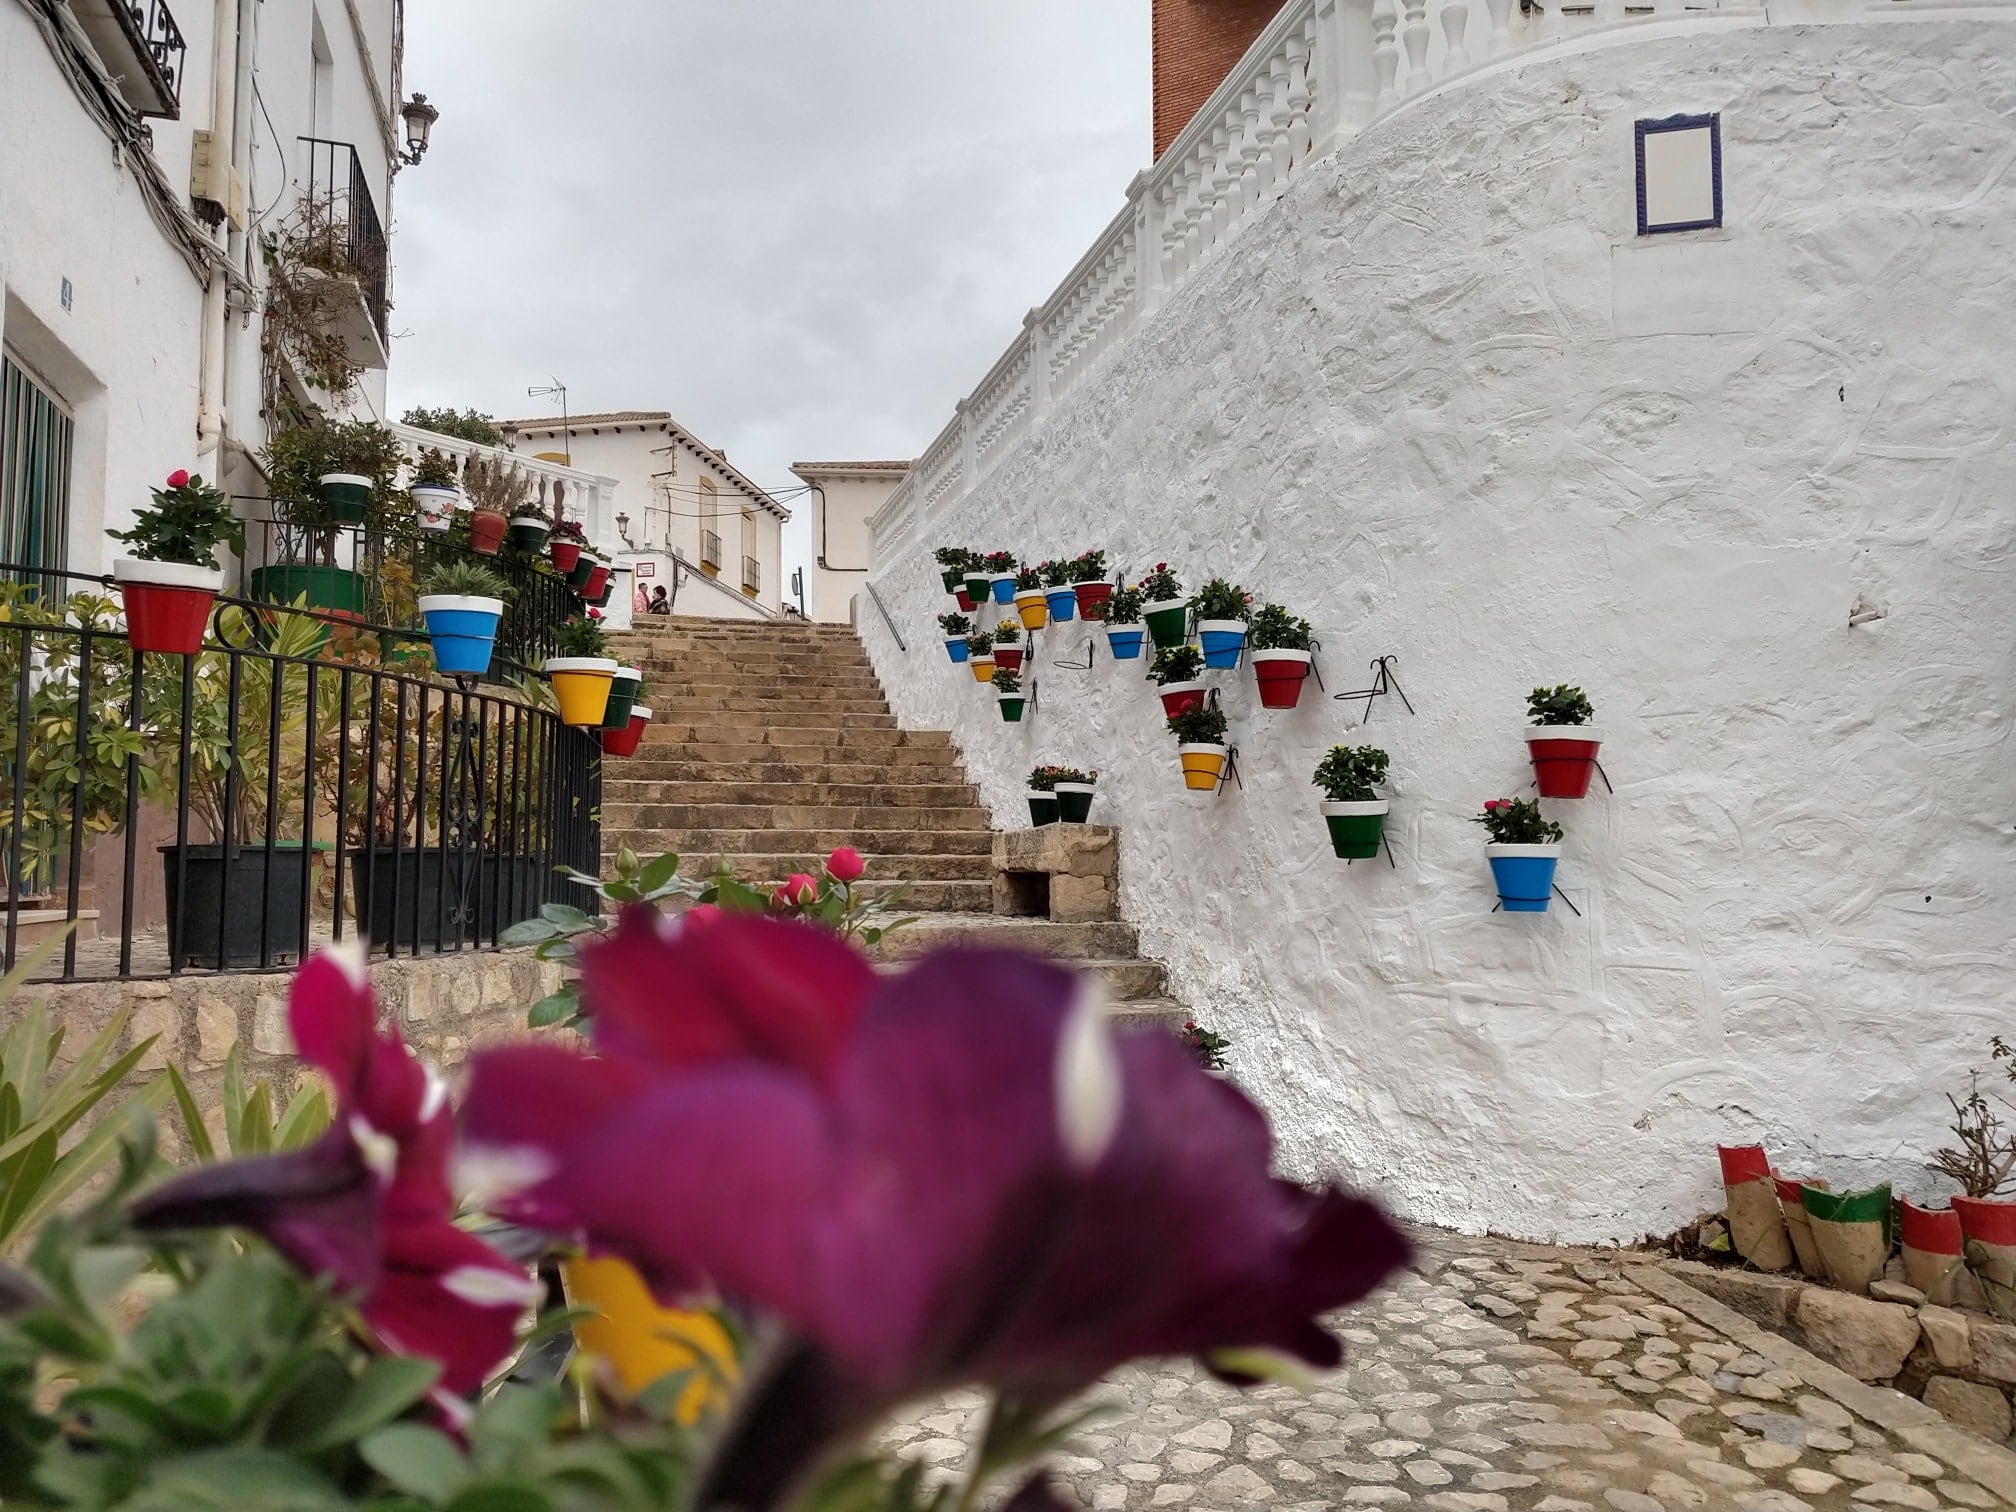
455 1044 650 1231
367 1219 540 1395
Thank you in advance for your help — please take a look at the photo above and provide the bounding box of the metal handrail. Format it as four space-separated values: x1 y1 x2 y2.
863 578 906 652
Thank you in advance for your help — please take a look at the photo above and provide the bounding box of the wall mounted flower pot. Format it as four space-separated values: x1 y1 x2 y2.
600 667 643 731
600 706 651 758
1027 790 1059 825
1044 586 1078 623
567 553 598 590
1055 782 1095 823
1196 618 1247 669
246 563 366 653
997 691 1026 723
1954 1195 2016 1298
1485 842 1560 913
563 1254 736 1421
955 587 978 613
411 485 459 532
1015 590 1048 630
1251 649 1312 709
989 572 1016 605
1527 725 1603 799
1800 1182 1893 1294
469 508 509 556
1716 1145 1794 1271
940 567 963 593
1157 680 1207 718
1074 580 1114 618
1776 1175 1830 1280
583 563 613 602
318 473 372 523
1142 598 1189 650
549 539 583 574
963 571 992 604
1178 743 1229 793
114 559 222 654
944 636 970 665
968 655 996 685
994 646 1025 674
1900 1199 1981 1307
416 593 504 677
1322 800 1389 860
546 656 618 726
1105 625 1144 660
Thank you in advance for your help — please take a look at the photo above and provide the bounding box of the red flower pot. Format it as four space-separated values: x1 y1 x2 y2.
1157 681 1207 718
114 560 222 654
583 564 612 600
600 707 651 758
994 646 1025 674
1251 649 1311 709
1526 726 1603 798
954 588 977 613
1073 580 1114 618
550 540 582 574
469 509 508 556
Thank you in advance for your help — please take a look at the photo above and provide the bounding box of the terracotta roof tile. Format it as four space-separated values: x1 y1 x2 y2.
789 460 912 473
500 411 673 430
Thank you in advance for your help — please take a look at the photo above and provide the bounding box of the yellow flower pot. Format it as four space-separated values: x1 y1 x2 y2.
1178 743 1229 792
969 655 997 684
562 1254 738 1423
547 657 618 727
1014 590 1048 631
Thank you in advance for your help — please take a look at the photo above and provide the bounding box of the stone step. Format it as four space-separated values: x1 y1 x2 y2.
652 676 887 695
669 850 994 881
1106 998 1190 1033
871 954 1165 1000
638 726 949 750
641 708 897 730
868 915 1142 962
604 781 978 810
605 758 967 785
615 802 987 835
613 746 963 774
603 828 994 858
647 698 895 717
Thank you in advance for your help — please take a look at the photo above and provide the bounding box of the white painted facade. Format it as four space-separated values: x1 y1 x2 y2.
862 16 2016 1244
500 412 788 619
789 460 908 623
0 0 406 570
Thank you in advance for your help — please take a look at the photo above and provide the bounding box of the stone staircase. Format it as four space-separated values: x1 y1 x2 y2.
599 616 1187 1030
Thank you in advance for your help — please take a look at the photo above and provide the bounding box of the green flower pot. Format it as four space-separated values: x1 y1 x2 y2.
247 564 367 652
568 555 598 591
600 668 643 731
1143 598 1189 650
318 474 372 524
941 567 963 593
1322 801 1389 860
508 515 551 552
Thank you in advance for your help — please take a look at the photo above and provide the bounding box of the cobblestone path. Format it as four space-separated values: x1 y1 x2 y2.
879 1233 2014 1511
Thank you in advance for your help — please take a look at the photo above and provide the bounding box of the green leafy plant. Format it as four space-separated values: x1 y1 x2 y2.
992 619 1022 646
549 518 590 545
1069 550 1109 584
1137 564 1181 601
1166 706 1227 744
981 551 1017 574
964 631 995 657
1181 1022 1232 1072
992 667 1021 694
1528 685 1593 726
936 612 971 637
407 449 459 491
110 472 244 567
1249 604 1311 651
399 406 504 447
1037 560 1072 589
1028 766 1092 791
1312 745 1389 803
933 546 977 572
263 420 405 555
1190 578 1251 621
1103 585 1144 624
554 615 609 658
1473 798 1563 845
421 561 512 600
1150 645 1205 685
165 1042 331 1164
1013 564 1043 591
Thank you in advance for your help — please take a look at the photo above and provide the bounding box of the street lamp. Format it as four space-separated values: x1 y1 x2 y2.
399 94 439 165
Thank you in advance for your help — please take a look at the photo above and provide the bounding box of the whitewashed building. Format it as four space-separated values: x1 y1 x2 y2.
789 459 909 623
1 0 430 572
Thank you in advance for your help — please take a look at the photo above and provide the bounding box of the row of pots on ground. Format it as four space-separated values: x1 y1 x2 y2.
1720 1143 2016 1305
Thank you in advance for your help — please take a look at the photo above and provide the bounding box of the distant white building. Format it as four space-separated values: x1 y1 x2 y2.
0 0 428 572
500 410 790 620
789 460 909 623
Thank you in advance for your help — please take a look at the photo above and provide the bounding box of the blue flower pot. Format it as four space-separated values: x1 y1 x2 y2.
990 575 1016 605
1105 626 1145 660
1486 845 1560 914
1044 586 1077 622
945 636 970 664
1197 619 1247 669
417 596 503 677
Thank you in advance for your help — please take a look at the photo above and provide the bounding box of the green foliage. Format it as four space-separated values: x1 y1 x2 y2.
1037 561 1072 589
1189 578 1250 621
1027 766 1092 791
165 1043 330 1165
1068 550 1108 584
1165 706 1227 745
458 454 536 519
963 631 994 656
420 561 512 601
1180 1022 1232 1072
1527 684 1593 726
553 616 609 658
407 449 460 491
549 519 590 545
1149 645 1204 685
109 474 243 568
936 613 970 637
1472 797 1563 845
1102 585 1144 624
932 547 977 572
1311 745 1388 803
991 668 1021 695
992 619 1021 646
980 552 1017 574
400 407 505 448
1136 564 1180 602
263 421 406 539
1248 604 1311 651
1013 565 1042 591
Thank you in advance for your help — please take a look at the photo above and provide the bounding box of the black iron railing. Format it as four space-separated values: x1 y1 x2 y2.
742 555 761 593
298 137 389 345
137 0 188 110
0 565 600 984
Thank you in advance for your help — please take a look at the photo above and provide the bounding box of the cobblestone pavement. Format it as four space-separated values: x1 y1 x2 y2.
879 1232 2012 1512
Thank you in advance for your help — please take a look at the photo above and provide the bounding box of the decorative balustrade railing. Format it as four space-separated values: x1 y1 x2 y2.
391 423 623 557
0 565 601 985
868 0 2001 565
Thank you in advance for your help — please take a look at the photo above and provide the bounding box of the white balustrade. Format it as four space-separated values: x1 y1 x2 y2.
392 422 622 550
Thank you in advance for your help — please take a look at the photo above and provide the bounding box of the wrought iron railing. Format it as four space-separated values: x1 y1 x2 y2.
0 565 601 984
700 530 722 570
741 554 760 593
136 0 188 111
298 137 389 345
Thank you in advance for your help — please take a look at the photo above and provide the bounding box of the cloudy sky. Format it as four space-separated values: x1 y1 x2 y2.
389 0 1152 600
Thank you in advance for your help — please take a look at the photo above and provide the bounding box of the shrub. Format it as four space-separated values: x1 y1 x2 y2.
1014 564 1043 591
112 471 244 567
1038 560 1073 588
1528 684 1593 725
1069 550 1109 584
1313 745 1388 803
1104 585 1145 624
1137 563 1181 601
1473 797 1563 845
964 630 995 656
982 550 1018 573
1029 765 1093 790
400 405 504 446
1181 1022 1232 1072
1150 645 1205 685
554 615 609 658
549 518 590 545
1191 577 1251 621
934 546 977 571
992 667 1021 694
1166 706 1228 744
1250 604 1312 651
937 612 971 636
993 619 1022 645
408 448 459 490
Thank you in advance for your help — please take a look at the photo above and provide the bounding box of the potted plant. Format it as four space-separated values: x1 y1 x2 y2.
548 517 590 574
1071 550 1114 619
583 552 616 605
1054 767 1096 823
459 450 529 557
1473 797 1563 913
547 613 619 727
1249 604 1314 709
1313 745 1389 860
1800 1183 1895 1294
1151 644 1208 718
1526 684 1602 798
602 667 644 732
1102 584 1146 660
934 545 974 594
939 611 973 664
508 504 552 554
601 702 652 758
1040 560 1077 623
993 666 1026 723
992 618 1025 674
1714 1145 1795 1271
416 560 510 677
110 470 244 654
965 629 996 685
254 420 402 621
1192 577 1252 668
568 545 601 592
1899 1198 1975 1304
407 448 460 531
982 550 1019 605
962 556 993 607
1139 563 1188 650
1026 764 1070 825
1013 564 1048 630
1168 705 1230 792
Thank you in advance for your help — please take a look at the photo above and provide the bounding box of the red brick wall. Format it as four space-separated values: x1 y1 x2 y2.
1152 0 1285 160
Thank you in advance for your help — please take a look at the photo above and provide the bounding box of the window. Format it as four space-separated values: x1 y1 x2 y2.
0 353 74 582
740 509 756 580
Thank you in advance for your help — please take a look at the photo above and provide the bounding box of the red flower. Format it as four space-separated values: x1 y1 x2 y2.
825 846 865 884
165 469 191 489
773 873 818 907
1483 799 1509 812
685 903 723 927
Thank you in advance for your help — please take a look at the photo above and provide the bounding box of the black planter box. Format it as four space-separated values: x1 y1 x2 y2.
346 849 548 950
161 843 313 969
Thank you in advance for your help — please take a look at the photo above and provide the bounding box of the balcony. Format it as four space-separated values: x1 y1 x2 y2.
741 554 761 596
297 138 391 364
71 0 186 117
700 530 723 573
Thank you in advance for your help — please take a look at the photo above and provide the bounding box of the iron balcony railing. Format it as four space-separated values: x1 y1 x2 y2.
298 137 390 346
741 555 760 593
0 564 601 985
700 530 722 569
71 0 186 117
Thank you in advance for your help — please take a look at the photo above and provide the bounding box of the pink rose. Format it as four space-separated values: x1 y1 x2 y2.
825 846 865 883
165 469 191 489
773 873 818 907
684 903 722 928
1483 799 1509 812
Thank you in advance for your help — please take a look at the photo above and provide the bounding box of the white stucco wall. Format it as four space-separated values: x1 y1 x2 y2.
861 22 2016 1245
797 468 902 622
